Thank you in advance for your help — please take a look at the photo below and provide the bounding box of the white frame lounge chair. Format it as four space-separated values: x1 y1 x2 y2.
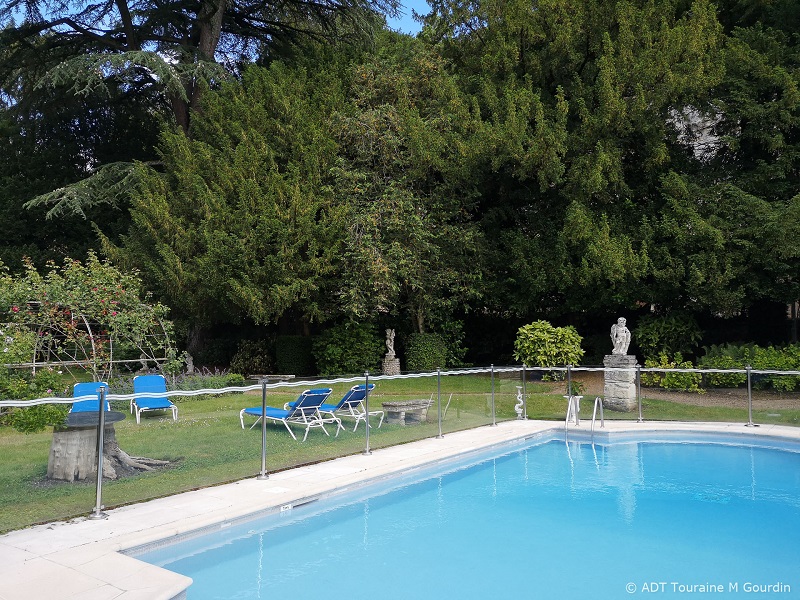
314 384 382 434
132 374 178 424
240 388 332 441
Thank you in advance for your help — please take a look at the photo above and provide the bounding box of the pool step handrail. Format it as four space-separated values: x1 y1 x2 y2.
591 396 604 435
565 394 582 428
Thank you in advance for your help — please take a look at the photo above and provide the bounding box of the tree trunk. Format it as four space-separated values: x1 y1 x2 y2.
47 425 169 482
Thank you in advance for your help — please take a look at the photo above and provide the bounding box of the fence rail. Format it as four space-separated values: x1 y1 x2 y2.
2 363 800 409
1 363 799 528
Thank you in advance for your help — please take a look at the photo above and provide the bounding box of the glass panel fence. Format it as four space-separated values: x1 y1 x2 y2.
2 365 799 533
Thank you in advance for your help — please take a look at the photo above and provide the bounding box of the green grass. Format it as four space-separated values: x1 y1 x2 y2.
1 374 798 533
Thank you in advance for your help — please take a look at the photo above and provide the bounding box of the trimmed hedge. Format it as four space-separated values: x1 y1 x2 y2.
275 335 315 376
406 333 448 372
312 322 383 376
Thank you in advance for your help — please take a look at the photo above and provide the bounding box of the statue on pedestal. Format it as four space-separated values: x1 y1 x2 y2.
383 328 400 375
604 317 636 412
610 317 631 355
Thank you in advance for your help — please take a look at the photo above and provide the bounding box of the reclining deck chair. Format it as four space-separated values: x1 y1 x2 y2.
240 388 332 441
132 374 178 423
71 381 110 413
314 384 381 434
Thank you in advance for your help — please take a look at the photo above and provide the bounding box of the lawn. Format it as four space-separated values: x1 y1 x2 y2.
1 373 798 534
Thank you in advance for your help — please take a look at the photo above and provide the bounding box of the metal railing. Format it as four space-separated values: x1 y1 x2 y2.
1 362 800 527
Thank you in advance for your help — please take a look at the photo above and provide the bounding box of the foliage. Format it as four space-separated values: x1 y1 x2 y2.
160 349 189 386
0 0 396 134
103 62 347 328
0 253 174 381
311 322 383 376
275 336 315 376
641 353 703 393
3 0 800 361
698 344 751 388
633 313 703 361
699 343 800 391
513 321 584 375
0 367 69 433
432 320 470 368
566 379 586 397
405 333 448 372
749 345 800 392
173 371 246 394
330 36 484 332
230 340 275 377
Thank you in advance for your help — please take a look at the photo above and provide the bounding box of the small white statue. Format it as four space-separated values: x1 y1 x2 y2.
514 386 524 419
610 317 631 355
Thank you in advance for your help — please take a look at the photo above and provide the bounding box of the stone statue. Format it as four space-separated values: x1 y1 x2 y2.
185 353 194 374
385 328 396 357
382 328 400 375
610 317 631 355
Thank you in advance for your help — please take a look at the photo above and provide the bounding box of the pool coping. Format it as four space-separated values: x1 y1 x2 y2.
1 419 799 600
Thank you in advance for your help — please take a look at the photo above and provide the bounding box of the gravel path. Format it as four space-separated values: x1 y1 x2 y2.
577 371 800 410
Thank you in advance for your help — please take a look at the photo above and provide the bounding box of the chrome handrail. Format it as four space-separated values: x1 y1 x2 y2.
591 396 604 435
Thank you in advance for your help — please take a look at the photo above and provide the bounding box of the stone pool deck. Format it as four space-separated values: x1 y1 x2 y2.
1 419 799 600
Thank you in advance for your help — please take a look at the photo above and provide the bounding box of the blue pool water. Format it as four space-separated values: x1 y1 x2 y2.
137 435 800 599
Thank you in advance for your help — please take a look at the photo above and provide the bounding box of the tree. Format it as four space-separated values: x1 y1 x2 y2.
0 0 397 133
422 0 725 318
0 59 163 266
0 0 398 229
330 34 484 332
102 60 348 342
107 35 485 343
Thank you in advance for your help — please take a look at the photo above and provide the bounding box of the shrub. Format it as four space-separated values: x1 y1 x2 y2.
434 320 470 367
230 339 274 376
750 345 800 391
513 321 584 379
699 343 800 391
312 322 383 376
633 314 702 361
406 333 448 372
0 367 70 433
641 352 703 393
275 335 315 375
698 344 749 388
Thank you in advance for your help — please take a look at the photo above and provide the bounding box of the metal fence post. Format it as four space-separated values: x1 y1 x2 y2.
567 364 572 397
745 365 757 427
491 364 496 426
436 368 443 439
637 364 643 423
363 371 372 455
257 380 269 480
88 386 108 520
522 364 528 420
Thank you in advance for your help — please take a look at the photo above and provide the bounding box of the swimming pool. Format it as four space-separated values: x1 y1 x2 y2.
136 434 800 599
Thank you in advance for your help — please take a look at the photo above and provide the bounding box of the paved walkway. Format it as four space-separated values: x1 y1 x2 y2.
1 419 798 600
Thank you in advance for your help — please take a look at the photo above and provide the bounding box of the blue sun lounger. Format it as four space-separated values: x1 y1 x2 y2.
71 381 111 413
239 388 332 441
313 384 381 434
132 374 178 424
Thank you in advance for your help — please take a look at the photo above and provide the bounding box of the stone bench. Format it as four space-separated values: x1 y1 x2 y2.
382 399 432 426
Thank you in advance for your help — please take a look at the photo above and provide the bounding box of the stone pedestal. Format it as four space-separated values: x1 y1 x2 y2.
603 354 637 412
383 355 400 375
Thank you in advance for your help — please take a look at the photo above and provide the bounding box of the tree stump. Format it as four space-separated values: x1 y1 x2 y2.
47 424 169 482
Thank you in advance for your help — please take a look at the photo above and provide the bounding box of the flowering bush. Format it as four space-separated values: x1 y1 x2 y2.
0 253 177 432
0 252 174 381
